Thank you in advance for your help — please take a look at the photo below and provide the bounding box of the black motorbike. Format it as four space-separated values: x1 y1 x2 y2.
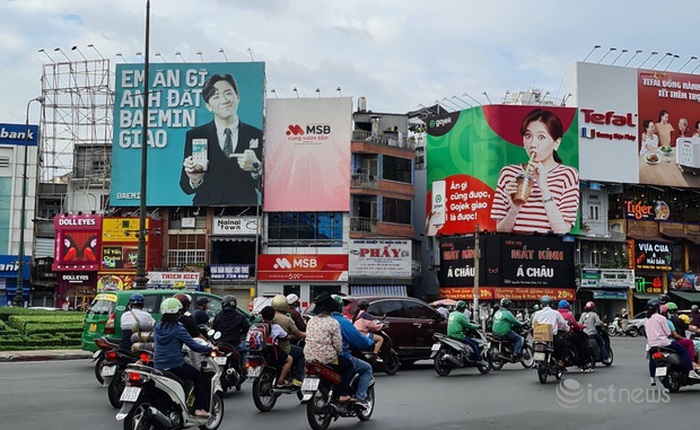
533 338 564 384
651 346 700 393
487 324 534 370
430 330 491 376
207 329 246 394
588 326 614 367
352 321 400 376
247 345 303 412
93 336 121 385
106 348 154 408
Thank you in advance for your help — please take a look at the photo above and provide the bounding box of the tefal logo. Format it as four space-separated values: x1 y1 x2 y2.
581 109 637 127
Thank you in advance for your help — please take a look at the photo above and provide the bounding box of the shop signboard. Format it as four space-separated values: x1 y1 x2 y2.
494 235 575 288
437 236 484 287
635 274 663 295
210 264 252 280
258 254 348 281
147 271 200 288
350 239 411 278
633 240 672 271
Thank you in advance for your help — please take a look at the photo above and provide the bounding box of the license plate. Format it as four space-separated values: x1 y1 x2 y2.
120 386 141 402
431 343 441 351
533 352 546 362
247 366 262 378
214 356 227 365
655 367 668 377
302 377 320 392
101 365 116 377
89 324 97 333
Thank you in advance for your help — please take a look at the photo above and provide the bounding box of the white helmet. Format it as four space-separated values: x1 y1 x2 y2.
287 293 299 305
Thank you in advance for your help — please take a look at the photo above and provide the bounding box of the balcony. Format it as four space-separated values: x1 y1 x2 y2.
350 217 378 233
352 130 414 150
351 173 379 189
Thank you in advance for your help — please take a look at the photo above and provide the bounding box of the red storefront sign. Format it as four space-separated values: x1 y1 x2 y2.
53 214 102 272
439 287 494 300
258 254 348 281
493 287 576 301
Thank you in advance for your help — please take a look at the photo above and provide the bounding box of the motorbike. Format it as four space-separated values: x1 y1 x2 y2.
651 346 700 393
533 339 564 384
105 348 154 408
206 329 246 394
301 361 375 430
247 344 303 412
487 324 535 370
607 317 639 337
588 326 614 367
430 330 491 376
352 320 400 376
93 336 121 385
116 349 225 430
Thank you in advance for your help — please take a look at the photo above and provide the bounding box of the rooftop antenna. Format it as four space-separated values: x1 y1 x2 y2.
624 50 642 67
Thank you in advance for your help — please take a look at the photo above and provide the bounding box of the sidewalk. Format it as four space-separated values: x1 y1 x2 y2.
0 349 93 362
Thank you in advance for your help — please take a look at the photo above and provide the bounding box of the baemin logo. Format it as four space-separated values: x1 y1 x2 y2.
273 258 292 269
286 125 305 136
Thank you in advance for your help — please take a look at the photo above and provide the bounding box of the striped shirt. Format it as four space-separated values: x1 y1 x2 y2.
491 163 579 233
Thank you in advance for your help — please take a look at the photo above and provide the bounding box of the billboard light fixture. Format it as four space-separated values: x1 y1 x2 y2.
624 49 643 67
582 45 601 62
87 44 104 60
38 48 55 63
196 51 204 62
678 56 698 72
638 51 658 69
71 46 87 61
651 52 673 70
664 54 680 71
218 48 229 62
597 47 617 64
610 48 629 65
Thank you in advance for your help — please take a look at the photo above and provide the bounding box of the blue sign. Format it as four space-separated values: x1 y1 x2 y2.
592 291 628 300
0 123 39 146
210 264 251 280
0 255 31 279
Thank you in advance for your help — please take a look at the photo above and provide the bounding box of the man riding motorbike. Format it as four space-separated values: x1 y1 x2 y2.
193 297 210 327
579 301 608 362
491 298 524 359
272 294 306 386
532 296 569 369
663 302 698 369
557 300 591 372
645 299 695 386
173 293 206 340
119 293 155 352
448 300 487 366
211 295 250 360
286 293 307 332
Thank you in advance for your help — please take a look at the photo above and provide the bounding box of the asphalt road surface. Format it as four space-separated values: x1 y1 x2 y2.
0 338 697 430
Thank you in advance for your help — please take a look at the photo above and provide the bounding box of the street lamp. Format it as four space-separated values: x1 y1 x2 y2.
15 96 45 307
252 162 263 298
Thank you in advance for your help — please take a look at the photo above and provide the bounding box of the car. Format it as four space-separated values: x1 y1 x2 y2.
81 289 257 351
305 295 448 363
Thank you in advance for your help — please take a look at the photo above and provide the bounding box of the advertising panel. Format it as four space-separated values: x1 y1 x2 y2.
210 264 252 280
580 268 634 289
349 239 411 278
52 215 102 271
439 287 494 300
111 62 265 206
212 216 258 235
426 105 579 236
669 272 700 291
0 255 30 280
575 62 700 187
633 240 672 271
97 273 134 291
635 273 663 295
438 236 483 288
258 254 348 281
147 272 200 288
101 245 138 270
263 98 352 212
494 235 575 288
102 218 148 242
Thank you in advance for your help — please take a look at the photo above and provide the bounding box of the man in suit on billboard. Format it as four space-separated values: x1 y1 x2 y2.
180 73 262 206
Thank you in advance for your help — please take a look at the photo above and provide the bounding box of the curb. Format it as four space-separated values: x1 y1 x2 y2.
0 351 93 363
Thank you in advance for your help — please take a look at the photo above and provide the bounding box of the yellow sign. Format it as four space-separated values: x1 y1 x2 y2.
102 218 149 243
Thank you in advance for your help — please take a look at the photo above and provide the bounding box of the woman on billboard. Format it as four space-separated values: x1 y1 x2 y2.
491 108 579 235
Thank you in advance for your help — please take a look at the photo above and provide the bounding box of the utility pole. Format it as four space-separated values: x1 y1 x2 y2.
473 224 480 326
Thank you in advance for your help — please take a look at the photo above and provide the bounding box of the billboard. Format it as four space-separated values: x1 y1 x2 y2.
52 215 102 272
258 254 348 281
349 239 411 278
575 62 700 187
263 98 352 211
111 62 265 206
427 105 579 236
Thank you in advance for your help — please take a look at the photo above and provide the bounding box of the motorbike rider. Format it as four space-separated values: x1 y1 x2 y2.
272 294 306 386
679 314 700 363
690 304 700 328
557 300 591 372
448 300 487 365
532 296 570 369
331 295 374 409
645 299 695 386
173 293 206 340
259 305 294 387
530 304 541 324
620 308 629 332
662 303 698 369
193 297 210 327
491 298 525 359
578 301 608 362
119 293 155 352
212 295 250 362
352 299 385 362
286 293 307 332
154 297 216 418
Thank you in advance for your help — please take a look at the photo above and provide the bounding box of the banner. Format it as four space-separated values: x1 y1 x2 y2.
212 216 258 235
210 264 252 280
495 235 576 288
263 98 352 211
633 240 672 271
147 271 200 288
349 239 411 278
426 105 579 236
258 254 348 281
438 236 483 287
102 218 148 242
52 215 102 271
111 62 265 206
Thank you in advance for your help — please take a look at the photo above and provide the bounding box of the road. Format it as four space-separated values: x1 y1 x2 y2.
0 338 697 430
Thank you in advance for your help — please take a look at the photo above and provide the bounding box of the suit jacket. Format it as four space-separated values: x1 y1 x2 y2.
179 120 263 206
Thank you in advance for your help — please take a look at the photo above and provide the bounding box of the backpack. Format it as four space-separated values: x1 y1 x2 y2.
247 322 271 352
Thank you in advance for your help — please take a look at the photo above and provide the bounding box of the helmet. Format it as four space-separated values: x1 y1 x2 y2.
500 298 512 308
455 301 467 312
647 298 661 310
314 293 338 314
129 293 145 305
692 305 699 313
660 305 669 315
621 308 627 313
161 297 183 314
584 301 596 311
196 297 210 307
533 304 541 311
286 293 299 305
331 295 344 312
222 295 237 309
271 295 289 312
658 294 671 304
679 314 691 325
173 293 192 309
558 300 570 309
666 302 678 312
358 299 369 310
540 296 553 307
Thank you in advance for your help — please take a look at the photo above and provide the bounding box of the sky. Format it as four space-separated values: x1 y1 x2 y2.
2 0 700 124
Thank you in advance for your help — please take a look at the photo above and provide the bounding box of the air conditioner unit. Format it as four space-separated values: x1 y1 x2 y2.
181 217 196 228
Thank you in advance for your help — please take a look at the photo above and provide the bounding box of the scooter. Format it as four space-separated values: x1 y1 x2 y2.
533 339 564 384
430 330 491 376
116 348 225 430
93 337 121 385
607 317 639 337
207 329 246 394
487 324 534 370
588 326 614 367
247 345 303 412
105 348 154 408
651 346 700 393
301 361 375 430
352 321 400 376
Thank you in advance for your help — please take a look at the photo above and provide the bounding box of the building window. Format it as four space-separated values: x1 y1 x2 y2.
268 212 343 246
382 197 411 224
588 204 600 221
382 155 412 183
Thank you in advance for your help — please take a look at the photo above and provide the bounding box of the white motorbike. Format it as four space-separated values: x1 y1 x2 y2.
430 330 491 376
116 348 226 430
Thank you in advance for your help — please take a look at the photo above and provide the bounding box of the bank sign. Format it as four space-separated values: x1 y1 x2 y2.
349 239 411 278
257 254 348 281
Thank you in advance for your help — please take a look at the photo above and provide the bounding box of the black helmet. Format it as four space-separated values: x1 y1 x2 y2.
358 299 369 310
222 295 237 309
647 298 661 310
658 294 671 304
692 305 699 313
196 297 210 307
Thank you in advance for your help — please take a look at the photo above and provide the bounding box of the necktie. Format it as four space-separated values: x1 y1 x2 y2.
223 128 233 157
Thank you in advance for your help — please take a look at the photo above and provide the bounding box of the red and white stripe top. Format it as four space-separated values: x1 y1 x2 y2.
490 163 579 234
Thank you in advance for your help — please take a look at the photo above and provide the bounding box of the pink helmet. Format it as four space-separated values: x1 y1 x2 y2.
584 301 596 311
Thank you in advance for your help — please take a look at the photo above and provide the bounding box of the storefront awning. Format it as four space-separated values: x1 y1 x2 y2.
632 293 658 300
351 285 407 297
210 237 255 242
628 234 672 243
670 291 700 303
660 231 700 245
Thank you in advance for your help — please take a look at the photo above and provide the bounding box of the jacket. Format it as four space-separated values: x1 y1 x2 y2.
212 307 250 346
154 321 212 370
332 313 373 359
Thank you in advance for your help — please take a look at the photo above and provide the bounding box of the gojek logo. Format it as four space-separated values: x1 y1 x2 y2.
273 258 292 269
